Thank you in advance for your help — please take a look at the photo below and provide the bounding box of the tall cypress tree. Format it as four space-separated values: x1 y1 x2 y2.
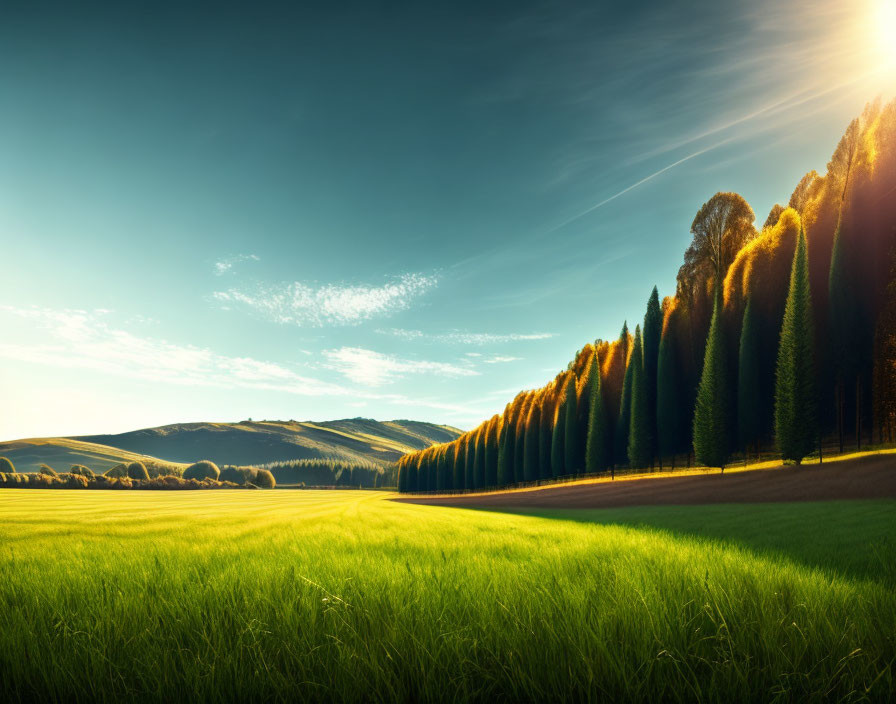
514 394 530 482
445 443 456 491
496 403 513 487
628 325 651 468
693 291 730 469
484 416 499 488
775 224 817 463
464 432 475 490
551 380 567 477
585 352 610 473
435 446 446 492
615 323 634 466
523 397 541 482
454 437 466 490
656 322 680 467
829 217 852 452
643 287 662 464
737 297 762 458
538 395 553 480
563 374 578 474
474 426 487 489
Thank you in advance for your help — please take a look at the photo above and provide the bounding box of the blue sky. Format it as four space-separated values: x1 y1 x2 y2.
1 0 894 438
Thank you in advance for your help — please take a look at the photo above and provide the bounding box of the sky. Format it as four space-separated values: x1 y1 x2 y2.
1 0 895 439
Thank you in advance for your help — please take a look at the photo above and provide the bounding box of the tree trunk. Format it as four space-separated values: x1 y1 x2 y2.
856 377 862 451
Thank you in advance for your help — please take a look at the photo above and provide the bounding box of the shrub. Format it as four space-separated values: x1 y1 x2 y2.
254 469 276 489
64 474 89 489
126 462 149 481
183 461 220 481
105 463 128 478
70 465 95 478
0 457 15 474
38 465 58 477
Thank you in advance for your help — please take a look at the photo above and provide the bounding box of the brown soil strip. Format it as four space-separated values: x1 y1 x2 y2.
394 454 896 509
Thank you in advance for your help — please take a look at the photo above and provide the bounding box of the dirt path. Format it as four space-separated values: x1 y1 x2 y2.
394 454 896 509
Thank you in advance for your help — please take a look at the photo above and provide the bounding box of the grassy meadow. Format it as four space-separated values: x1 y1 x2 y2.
0 490 893 702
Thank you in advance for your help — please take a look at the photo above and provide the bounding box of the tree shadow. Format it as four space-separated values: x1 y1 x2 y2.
478 500 896 587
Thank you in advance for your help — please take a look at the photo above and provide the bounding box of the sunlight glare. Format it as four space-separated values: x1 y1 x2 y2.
877 0 896 70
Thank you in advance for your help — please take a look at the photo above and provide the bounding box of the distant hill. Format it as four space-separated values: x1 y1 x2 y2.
0 419 461 475
0 437 185 475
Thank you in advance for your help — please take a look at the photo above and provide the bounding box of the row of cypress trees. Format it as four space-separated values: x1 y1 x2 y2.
398 217 824 494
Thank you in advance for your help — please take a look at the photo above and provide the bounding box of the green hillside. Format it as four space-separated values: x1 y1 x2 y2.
74 418 461 467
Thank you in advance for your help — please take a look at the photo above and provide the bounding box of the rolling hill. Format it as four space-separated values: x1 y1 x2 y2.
0 418 462 474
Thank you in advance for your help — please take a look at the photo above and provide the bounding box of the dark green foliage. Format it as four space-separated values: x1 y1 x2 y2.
538 400 553 480
523 398 541 482
183 460 221 481
775 225 817 463
474 428 486 490
126 462 150 481
253 469 276 489
551 385 566 478
70 465 95 478
738 297 762 453
465 433 476 490
656 324 681 461
585 353 610 473
513 395 530 482
643 287 662 463
693 292 730 468
105 463 127 478
563 374 578 474
0 458 15 474
628 326 651 468
496 403 513 486
38 464 58 477
485 418 499 488
452 439 464 490
616 323 634 466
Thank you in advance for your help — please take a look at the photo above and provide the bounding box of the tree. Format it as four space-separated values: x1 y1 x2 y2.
615 325 634 467
563 374 578 474
656 321 680 468
873 254 896 443
737 297 762 459
514 394 531 483
584 353 610 473
523 397 541 482
464 432 475 490
628 325 651 468
453 436 465 490
693 292 730 469
551 379 567 477
485 416 500 488
678 192 756 300
642 287 662 465
775 224 817 463
829 217 854 452
763 204 785 230
788 171 818 213
444 443 457 491
538 393 554 480
474 426 487 489
496 403 513 487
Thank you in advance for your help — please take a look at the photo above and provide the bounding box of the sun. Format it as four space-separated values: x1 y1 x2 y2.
877 0 896 69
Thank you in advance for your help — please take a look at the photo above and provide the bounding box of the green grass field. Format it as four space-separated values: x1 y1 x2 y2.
0 490 893 702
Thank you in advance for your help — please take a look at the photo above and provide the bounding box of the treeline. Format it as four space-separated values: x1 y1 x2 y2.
0 457 276 490
398 98 896 494
262 458 394 488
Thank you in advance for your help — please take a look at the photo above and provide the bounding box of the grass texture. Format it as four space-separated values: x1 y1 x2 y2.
0 490 893 702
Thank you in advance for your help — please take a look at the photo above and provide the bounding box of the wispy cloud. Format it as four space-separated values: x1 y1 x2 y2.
377 328 554 345
214 253 260 276
482 355 521 364
213 273 438 326
322 347 479 387
0 306 346 397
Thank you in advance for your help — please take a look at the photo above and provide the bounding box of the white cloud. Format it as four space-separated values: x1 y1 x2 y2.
377 328 554 345
214 253 260 276
213 273 437 326
322 346 479 387
482 355 521 364
0 306 346 397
